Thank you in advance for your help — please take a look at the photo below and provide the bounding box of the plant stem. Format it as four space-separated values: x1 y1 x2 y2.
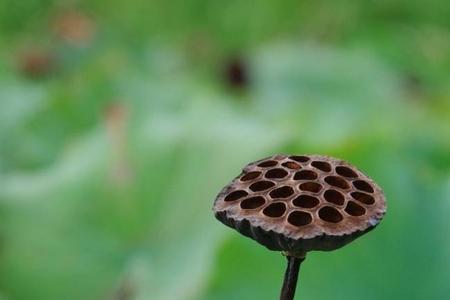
279 255 305 300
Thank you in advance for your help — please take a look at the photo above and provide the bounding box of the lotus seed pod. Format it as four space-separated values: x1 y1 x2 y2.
213 154 386 254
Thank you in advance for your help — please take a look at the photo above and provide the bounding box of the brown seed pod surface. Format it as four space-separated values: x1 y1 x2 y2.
213 154 386 252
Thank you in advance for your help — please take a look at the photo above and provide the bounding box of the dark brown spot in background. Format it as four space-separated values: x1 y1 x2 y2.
19 50 56 78
224 56 249 89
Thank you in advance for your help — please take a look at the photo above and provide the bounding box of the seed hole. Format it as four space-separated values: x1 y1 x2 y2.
335 166 358 178
282 161 301 170
289 155 310 163
353 180 374 193
294 170 318 180
241 171 261 181
288 211 312 227
249 181 275 192
269 186 294 198
292 195 320 208
324 176 350 189
299 182 322 193
311 161 332 172
257 160 278 167
318 206 343 223
351 192 375 205
224 190 248 202
263 202 287 218
345 201 366 216
265 168 289 179
323 189 345 205
240 196 266 209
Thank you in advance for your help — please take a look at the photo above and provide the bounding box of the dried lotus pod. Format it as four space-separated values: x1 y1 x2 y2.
213 154 386 300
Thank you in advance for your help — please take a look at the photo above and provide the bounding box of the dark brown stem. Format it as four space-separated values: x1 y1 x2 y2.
279 255 305 300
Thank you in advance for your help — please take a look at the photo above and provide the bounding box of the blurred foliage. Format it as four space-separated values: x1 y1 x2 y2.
0 1 449 300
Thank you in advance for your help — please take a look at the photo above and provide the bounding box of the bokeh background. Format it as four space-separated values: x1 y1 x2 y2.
1 1 449 299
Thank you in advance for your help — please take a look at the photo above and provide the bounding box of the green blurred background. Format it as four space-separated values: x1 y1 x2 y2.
0 1 449 299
